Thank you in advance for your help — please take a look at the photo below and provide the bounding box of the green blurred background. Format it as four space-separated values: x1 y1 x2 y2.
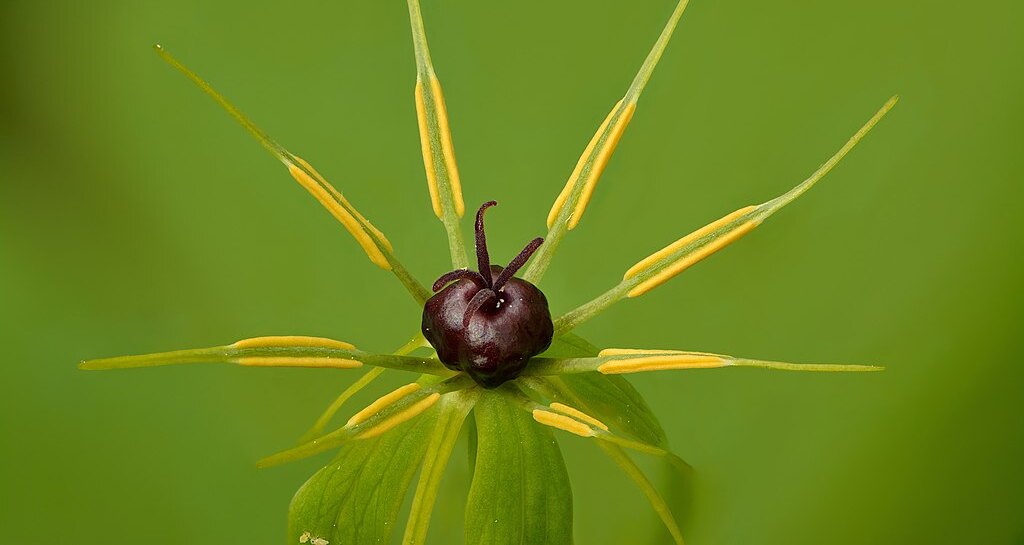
2 0 1022 543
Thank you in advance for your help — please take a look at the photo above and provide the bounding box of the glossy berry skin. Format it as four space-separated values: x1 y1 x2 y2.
421 200 552 388
422 265 553 388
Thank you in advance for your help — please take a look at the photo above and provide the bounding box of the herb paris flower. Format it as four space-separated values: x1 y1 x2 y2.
81 1 895 544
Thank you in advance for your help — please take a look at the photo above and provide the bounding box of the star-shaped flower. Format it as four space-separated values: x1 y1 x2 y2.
82 1 895 543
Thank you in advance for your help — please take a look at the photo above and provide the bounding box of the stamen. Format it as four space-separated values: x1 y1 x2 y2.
475 201 498 286
493 237 544 290
432 269 485 292
624 206 758 279
356 393 441 439
598 353 727 374
347 383 422 426
463 288 497 326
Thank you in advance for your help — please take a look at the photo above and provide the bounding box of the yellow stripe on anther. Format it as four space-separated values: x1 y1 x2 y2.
287 159 392 270
235 357 362 369
624 205 758 280
347 383 423 427
600 348 679 357
532 409 595 437
293 157 393 252
598 348 722 358
569 102 635 230
549 402 608 431
414 80 441 217
357 393 441 439
598 354 726 374
233 336 355 350
547 101 634 229
430 77 465 217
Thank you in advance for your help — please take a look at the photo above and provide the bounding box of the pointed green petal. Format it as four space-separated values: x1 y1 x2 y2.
466 391 573 545
402 390 478 545
287 402 440 545
553 96 899 333
524 0 692 283
599 442 688 545
406 0 469 269
80 335 450 375
154 45 431 303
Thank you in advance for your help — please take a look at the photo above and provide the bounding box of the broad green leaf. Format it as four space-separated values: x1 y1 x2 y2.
406 0 469 269
154 45 431 303
403 391 478 545
287 402 440 545
553 96 899 333
524 0 691 284
466 391 573 545
80 334 449 375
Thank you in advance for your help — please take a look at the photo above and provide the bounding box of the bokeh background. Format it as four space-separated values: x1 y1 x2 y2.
2 0 1022 543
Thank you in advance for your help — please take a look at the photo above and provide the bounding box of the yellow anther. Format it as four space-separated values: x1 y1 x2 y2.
532 409 595 437
357 393 441 439
414 80 441 218
598 353 726 374
233 335 355 350
347 383 422 427
431 78 464 217
547 101 635 229
598 348 720 357
287 158 392 270
415 78 465 219
235 357 362 368
549 402 608 431
569 102 635 229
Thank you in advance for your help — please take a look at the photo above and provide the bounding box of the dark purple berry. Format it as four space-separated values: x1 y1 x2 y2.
422 201 553 388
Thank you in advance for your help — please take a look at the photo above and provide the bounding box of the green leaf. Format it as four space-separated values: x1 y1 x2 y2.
466 391 573 545
287 401 440 545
